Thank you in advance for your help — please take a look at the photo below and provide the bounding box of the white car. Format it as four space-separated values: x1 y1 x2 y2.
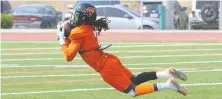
95 5 160 29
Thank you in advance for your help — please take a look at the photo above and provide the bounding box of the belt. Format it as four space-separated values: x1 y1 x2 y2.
79 44 112 54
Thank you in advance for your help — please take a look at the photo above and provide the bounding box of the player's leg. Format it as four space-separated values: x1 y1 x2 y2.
156 67 187 81
100 66 187 97
99 56 133 92
114 55 158 85
132 77 187 96
122 66 158 85
122 65 187 85
115 53 187 85
99 55 186 97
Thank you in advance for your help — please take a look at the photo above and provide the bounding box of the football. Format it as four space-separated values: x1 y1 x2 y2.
60 21 74 38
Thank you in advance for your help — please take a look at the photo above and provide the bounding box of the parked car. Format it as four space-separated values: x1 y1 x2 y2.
95 5 159 29
142 0 188 29
11 4 62 29
1 0 12 14
189 0 220 29
75 0 121 6
64 0 124 20
64 0 123 20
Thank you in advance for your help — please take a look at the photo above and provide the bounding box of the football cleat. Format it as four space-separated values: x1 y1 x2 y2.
169 67 187 81
168 78 187 96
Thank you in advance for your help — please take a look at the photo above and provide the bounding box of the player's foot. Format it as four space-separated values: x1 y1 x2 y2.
167 77 187 96
169 67 187 81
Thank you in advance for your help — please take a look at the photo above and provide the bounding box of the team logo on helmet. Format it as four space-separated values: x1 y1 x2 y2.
86 7 95 13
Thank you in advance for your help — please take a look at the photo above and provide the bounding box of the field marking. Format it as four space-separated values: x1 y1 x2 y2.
1 43 222 51
2 52 62 55
2 41 212 44
0 67 220 86
1 61 222 68
1 64 18 66
1 67 198 75
2 41 222 45
1 69 222 79
1 54 222 62
1 69 94 75
2 48 222 56
0 67 216 86
1 78 102 86
1 82 222 96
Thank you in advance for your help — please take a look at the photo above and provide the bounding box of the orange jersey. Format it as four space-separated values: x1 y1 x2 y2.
61 25 108 72
61 25 133 92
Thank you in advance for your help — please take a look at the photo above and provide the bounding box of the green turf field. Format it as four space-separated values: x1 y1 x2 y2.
1 41 222 99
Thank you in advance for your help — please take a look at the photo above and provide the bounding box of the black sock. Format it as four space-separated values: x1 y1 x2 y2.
130 72 157 85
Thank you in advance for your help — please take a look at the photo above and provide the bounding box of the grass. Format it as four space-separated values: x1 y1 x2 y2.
1 41 222 99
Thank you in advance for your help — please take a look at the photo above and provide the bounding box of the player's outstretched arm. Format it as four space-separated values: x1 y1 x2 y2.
56 23 82 62
61 40 81 62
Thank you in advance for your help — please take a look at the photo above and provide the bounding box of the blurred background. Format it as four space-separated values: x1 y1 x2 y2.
1 0 221 30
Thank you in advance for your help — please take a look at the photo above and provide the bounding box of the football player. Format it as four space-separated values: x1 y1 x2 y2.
56 3 187 97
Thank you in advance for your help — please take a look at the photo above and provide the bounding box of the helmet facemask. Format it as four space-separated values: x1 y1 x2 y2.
70 6 96 27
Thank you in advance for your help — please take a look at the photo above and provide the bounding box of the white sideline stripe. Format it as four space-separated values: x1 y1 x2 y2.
112 44 222 47
1 82 222 95
2 52 62 55
1 54 222 62
2 41 221 45
1 64 18 66
2 48 222 56
0 41 190 44
1 61 222 68
1 88 114 96
182 82 222 86
1 69 222 79
1 74 99 79
1 43 222 50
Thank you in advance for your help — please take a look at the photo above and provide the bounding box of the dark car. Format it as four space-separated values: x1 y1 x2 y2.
75 0 121 6
1 0 12 14
11 4 62 29
64 0 122 20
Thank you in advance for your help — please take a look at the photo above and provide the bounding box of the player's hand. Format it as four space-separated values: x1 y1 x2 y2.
56 22 65 38
56 22 65 45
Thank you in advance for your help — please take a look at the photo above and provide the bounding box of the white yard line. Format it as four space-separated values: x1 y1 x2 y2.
119 54 222 58
1 58 65 61
1 48 60 50
1 64 19 66
125 61 222 66
1 54 222 62
1 73 100 79
1 43 222 50
2 41 221 45
1 61 222 68
1 82 222 95
112 44 222 48
1 48 222 56
1 69 222 79
2 52 62 55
